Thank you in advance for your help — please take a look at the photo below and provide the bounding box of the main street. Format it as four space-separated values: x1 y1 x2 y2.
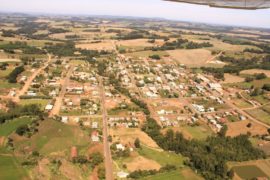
99 77 113 180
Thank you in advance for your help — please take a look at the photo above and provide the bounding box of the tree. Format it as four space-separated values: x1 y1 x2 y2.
218 125 228 137
227 169 234 179
98 166 106 180
16 125 29 136
255 73 267 80
134 138 141 148
262 84 270 91
90 152 104 168
149 54 161 60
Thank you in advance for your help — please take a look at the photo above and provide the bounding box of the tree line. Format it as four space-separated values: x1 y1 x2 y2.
141 117 265 180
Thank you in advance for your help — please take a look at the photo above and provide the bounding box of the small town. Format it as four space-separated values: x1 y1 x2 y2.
1 1 270 180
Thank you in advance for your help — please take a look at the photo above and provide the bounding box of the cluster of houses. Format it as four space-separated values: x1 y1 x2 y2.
108 116 139 128
192 104 215 113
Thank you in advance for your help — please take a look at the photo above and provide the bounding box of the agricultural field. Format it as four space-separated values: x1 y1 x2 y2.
226 120 268 137
110 128 159 149
0 155 29 180
12 119 90 155
228 159 270 179
167 49 213 67
247 108 270 125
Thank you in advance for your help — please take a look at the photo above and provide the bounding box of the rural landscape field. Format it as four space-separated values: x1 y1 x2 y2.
0 1 270 180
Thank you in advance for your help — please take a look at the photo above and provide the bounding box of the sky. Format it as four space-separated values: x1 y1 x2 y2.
0 0 270 28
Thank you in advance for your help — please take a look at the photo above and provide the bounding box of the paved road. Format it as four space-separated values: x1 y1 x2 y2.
99 77 114 180
14 54 52 102
49 65 73 117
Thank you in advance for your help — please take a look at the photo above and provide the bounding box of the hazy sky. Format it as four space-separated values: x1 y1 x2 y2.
0 0 270 28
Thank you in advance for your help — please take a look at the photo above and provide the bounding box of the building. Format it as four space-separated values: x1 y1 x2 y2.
91 131 100 142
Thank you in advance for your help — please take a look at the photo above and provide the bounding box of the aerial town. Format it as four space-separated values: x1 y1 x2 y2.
0 12 270 180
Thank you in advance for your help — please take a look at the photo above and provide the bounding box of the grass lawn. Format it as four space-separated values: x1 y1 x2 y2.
0 68 13 78
141 168 202 180
125 50 168 59
0 80 21 89
14 120 90 155
0 155 29 180
228 78 270 89
141 170 184 180
247 108 270 125
181 125 213 140
233 165 268 179
19 99 50 109
232 98 253 109
0 117 33 137
138 145 184 167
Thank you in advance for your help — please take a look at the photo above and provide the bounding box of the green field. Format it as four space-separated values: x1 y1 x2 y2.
141 168 202 180
19 99 50 110
138 146 184 167
0 117 32 137
233 165 268 179
0 80 21 89
0 68 13 78
232 98 253 109
142 170 184 180
247 108 270 125
228 78 270 90
125 50 168 59
182 125 213 140
0 155 29 180
14 120 90 155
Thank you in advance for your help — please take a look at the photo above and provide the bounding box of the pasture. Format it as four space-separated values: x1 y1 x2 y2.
109 128 160 149
13 119 90 155
226 120 268 137
0 117 33 137
167 49 213 67
0 155 29 180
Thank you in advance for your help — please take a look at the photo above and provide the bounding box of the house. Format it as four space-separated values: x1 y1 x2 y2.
70 146 78 159
91 131 100 142
116 143 125 151
27 91 37 96
92 122 98 129
61 116 69 123
117 171 129 179
45 104 53 111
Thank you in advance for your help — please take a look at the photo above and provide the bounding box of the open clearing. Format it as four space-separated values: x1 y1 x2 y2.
223 73 244 84
76 41 115 51
0 59 21 63
126 155 161 172
13 119 89 155
141 168 203 180
138 145 184 167
0 117 32 137
228 159 270 179
233 165 268 179
110 128 160 149
19 99 50 110
167 49 213 67
164 124 213 140
116 39 162 47
0 155 29 180
247 108 270 125
125 50 168 59
241 69 270 77
226 120 268 137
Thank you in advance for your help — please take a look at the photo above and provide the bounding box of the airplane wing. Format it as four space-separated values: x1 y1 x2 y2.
165 0 270 9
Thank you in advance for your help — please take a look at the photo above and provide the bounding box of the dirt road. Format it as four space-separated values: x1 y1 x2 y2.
14 54 52 102
99 77 113 180
49 65 73 117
